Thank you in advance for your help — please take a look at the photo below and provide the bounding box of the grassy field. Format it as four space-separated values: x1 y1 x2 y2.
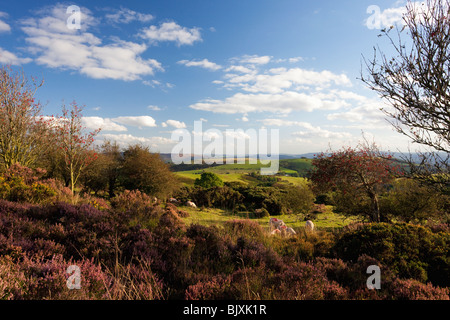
180 205 361 232
175 163 309 187
173 158 359 231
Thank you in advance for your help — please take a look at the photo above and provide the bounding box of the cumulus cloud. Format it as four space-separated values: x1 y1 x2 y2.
291 126 353 141
0 47 32 65
162 119 186 129
258 118 313 127
147 105 161 111
99 133 176 151
82 117 127 132
223 67 351 94
237 54 272 65
20 4 163 81
140 21 202 46
189 91 349 114
105 7 154 24
112 116 157 128
178 58 222 71
0 12 11 32
225 65 255 74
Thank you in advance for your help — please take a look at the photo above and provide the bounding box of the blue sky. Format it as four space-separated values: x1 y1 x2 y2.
0 0 416 154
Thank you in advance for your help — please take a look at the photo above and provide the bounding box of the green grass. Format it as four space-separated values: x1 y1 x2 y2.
180 205 361 232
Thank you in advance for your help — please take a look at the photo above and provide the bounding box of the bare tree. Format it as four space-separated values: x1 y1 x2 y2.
53 102 100 195
361 0 450 187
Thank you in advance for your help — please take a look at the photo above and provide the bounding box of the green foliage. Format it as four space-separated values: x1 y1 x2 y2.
332 223 450 287
0 164 57 204
194 172 224 189
120 144 180 198
380 178 449 223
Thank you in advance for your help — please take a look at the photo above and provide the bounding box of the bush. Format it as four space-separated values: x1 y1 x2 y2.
332 223 450 287
380 178 449 223
0 164 57 204
110 189 154 214
194 172 224 189
253 208 269 218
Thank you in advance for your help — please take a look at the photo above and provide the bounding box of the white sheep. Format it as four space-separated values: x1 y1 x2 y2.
269 217 286 231
305 220 315 232
186 201 197 208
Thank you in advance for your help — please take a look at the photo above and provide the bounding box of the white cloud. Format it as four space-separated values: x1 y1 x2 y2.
99 133 176 151
178 58 222 71
105 7 154 24
258 118 313 127
147 105 161 111
189 91 348 114
21 4 163 81
291 126 353 141
0 12 11 32
0 47 32 65
162 119 186 129
82 117 127 132
112 116 157 128
225 65 255 74
140 21 202 46
222 67 351 94
237 54 272 65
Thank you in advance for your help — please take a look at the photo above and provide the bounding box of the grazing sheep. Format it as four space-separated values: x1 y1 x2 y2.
269 217 286 231
169 197 179 204
286 227 297 236
305 220 315 232
270 229 281 236
186 201 197 208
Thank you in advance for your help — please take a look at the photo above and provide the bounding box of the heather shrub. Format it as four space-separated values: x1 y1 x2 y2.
271 230 336 261
110 189 154 214
0 164 57 204
332 223 450 287
229 263 348 300
185 274 233 300
186 224 234 275
387 278 449 300
223 219 265 243
0 255 28 299
232 236 284 272
103 259 165 300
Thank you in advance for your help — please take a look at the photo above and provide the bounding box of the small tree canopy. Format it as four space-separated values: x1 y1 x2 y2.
310 143 402 222
194 172 224 189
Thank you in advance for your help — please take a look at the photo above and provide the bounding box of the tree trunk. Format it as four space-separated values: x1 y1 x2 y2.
369 191 380 223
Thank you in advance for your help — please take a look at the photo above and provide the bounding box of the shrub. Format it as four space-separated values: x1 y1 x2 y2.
332 223 450 287
0 164 57 204
110 189 153 214
253 208 269 218
380 178 449 223
223 219 265 242
194 172 224 189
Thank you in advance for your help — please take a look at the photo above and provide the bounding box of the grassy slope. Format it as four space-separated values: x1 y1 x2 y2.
173 158 359 230
174 158 311 186
180 206 361 232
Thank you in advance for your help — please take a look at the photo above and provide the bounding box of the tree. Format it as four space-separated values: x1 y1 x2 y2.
361 0 450 187
53 102 100 195
194 172 224 189
120 144 179 198
310 143 401 222
79 140 122 197
380 178 449 223
0 66 53 170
